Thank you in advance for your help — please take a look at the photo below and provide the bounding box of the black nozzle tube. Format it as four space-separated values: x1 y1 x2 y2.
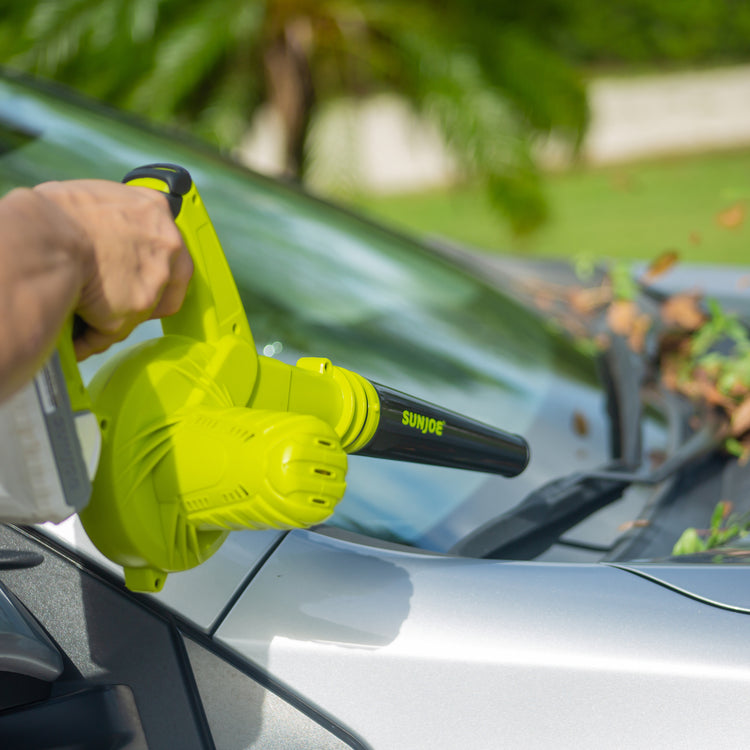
355 383 529 478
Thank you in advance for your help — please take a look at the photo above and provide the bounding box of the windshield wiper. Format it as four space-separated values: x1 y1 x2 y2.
450 332 723 560
451 417 721 560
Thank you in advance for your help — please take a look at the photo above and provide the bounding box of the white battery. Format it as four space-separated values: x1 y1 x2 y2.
0 354 94 523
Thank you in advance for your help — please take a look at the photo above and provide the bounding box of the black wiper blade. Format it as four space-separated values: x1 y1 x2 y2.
451 409 723 560
452 469 629 559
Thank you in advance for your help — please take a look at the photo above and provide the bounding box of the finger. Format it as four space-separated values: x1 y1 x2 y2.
73 315 142 361
149 245 194 320
74 326 119 361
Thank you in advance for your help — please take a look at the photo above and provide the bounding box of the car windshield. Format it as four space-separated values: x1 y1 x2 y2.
0 72 667 555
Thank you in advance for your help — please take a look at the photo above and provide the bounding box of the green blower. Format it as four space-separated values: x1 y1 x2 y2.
68 164 529 592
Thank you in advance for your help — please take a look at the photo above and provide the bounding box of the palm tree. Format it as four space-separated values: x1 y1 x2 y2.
2 0 588 234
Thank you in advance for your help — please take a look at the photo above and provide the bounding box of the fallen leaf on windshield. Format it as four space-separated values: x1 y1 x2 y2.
568 285 611 315
640 250 679 285
594 333 611 350
660 293 706 331
716 203 746 229
731 396 750 437
628 313 652 353
572 411 589 436
660 354 733 407
692 368 733 408
648 449 667 468
606 299 637 336
719 500 734 520
618 519 650 532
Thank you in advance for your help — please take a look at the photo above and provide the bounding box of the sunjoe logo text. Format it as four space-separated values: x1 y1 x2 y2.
402 410 446 436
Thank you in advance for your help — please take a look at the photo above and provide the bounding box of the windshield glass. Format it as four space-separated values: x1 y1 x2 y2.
0 73 649 553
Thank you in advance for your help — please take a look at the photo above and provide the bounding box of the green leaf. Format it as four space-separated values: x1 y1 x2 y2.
609 261 638 301
672 528 707 556
710 500 727 531
573 253 595 281
725 437 745 457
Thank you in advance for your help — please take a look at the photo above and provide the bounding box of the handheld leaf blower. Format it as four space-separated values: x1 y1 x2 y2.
2 164 529 592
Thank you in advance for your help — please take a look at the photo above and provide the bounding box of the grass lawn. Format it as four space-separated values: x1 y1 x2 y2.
344 148 750 266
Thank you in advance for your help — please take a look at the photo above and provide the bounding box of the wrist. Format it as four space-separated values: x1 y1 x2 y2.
30 183 94 291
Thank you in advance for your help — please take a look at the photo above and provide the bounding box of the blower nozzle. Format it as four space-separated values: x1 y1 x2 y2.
356 382 529 477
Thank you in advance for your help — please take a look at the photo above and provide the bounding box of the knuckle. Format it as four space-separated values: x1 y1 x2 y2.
99 317 127 336
166 225 187 256
157 294 182 318
131 286 158 315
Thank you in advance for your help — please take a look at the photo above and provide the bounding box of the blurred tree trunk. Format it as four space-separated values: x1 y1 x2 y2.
262 17 315 179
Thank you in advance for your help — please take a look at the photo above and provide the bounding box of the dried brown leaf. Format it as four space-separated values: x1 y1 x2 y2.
660 293 706 331
729 381 750 399
690 367 734 408
648 449 667 468
717 203 746 229
739 439 750 466
594 333 611 351
568 286 612 315
640 250 680 285
618 519 650 533
702 384 733 408
628 313 652 353
659 354 682 391
731 396 750 437
606 299 637 337
572 411 589 436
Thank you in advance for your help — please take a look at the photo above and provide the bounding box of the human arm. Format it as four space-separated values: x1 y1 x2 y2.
0 180 192 402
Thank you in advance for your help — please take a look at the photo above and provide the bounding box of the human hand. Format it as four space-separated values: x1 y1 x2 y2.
33 180 193 359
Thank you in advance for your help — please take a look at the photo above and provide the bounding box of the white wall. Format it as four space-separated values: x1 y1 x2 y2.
239 65 750 193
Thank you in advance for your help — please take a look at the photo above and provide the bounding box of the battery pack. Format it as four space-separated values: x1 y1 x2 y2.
0 353 94 523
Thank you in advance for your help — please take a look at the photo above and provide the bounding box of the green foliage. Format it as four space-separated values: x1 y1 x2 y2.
2 0 266 146
609 261 639 301
689 300 750 396
0 0 588 236
672 500 750 555
725 437 745 457
554 0 750 67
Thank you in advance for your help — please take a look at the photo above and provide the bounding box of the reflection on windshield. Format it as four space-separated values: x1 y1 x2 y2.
0 76 614 553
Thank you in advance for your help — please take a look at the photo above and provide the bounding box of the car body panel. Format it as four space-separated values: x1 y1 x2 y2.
614 562 750 613
217 528 750 749
183 635 356 750
0 524 358 749
42 515 284 632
